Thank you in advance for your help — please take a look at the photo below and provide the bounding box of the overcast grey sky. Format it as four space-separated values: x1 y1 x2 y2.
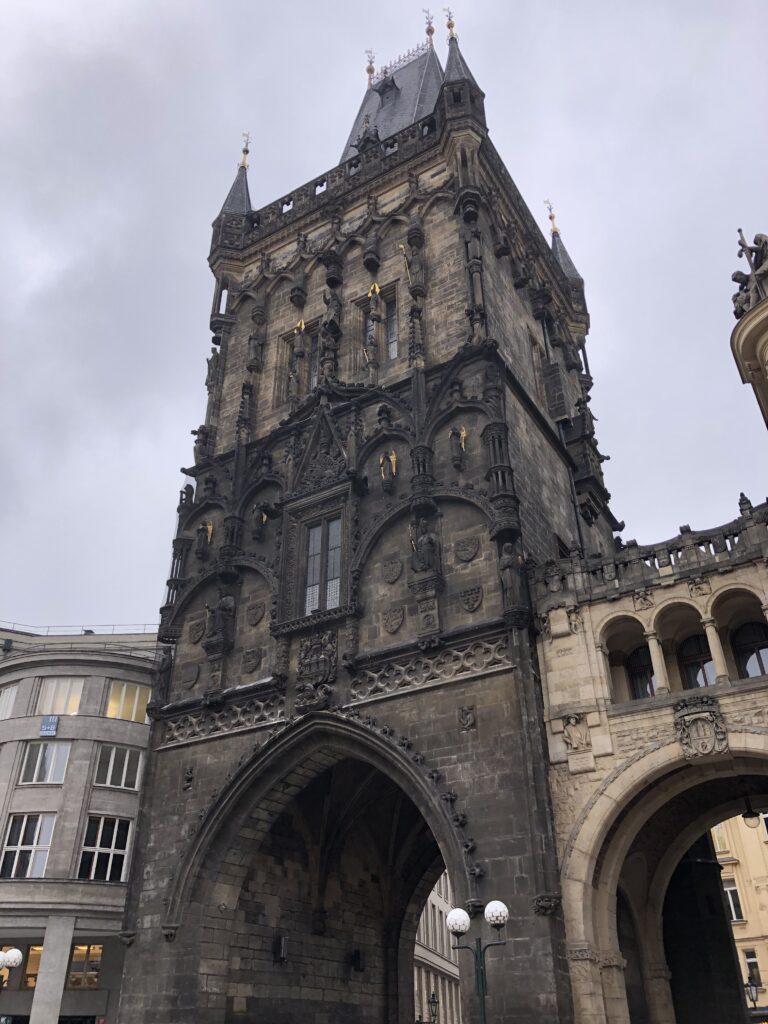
1 0 766 628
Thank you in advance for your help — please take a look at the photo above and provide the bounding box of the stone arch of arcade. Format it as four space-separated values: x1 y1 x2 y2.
142 712 469 1024
562 733 768 1024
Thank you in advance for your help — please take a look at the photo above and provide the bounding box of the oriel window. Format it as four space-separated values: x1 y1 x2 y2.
304 517 342 616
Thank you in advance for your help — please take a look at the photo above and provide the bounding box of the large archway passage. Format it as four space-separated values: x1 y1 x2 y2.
563 741 768 1024
141 716 468 1024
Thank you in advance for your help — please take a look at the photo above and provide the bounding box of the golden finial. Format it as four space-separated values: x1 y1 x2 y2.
443 7 456 39
295 319 305 334
366 49 375 88
239 131 251 169
423 9 435 45
545 199 559 235
368 282 381 298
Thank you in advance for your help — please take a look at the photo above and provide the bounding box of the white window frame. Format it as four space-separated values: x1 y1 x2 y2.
20 741 71 784
105 681 150 723
77 815 131 882
94 745 142 790
723 880 744 921
36 676 83 716
0 684 17 720
745 948 762 986
0 813 56 878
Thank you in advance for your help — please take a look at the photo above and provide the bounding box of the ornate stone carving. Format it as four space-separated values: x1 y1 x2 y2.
448 426 466 470
382 555 404 584
563 714 591 751
383 606 405 634
242 648 263 674
182 766 194 791
460 586 483 613
194 520 212 561
379 450 397 494
688 576 712 597
351 636 511 701
188 619 206 644
459 706 476 732
674 695 728 758
533 893 561 916
246 601 266 627
202 589 236 659
410 518 440 573
454 536 480 563
162 692 285 745
296 631 337 712
633 589 654 611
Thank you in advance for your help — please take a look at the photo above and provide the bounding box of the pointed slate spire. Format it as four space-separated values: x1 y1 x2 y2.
219 135 252 216
546 202 583 282
439 14 486 128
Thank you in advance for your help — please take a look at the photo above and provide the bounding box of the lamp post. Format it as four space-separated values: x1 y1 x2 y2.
446 900 508 1024
0 948 23 988
745 977 759 1010
416 990 438 1024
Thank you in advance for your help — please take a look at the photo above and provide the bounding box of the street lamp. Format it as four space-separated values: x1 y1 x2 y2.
0 948 23 987
745 977 759 1009
446 900 509 1024
427 990 438 1023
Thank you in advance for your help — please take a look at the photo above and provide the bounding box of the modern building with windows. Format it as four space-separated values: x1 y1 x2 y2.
414 872 462 1024
0 625 156 1024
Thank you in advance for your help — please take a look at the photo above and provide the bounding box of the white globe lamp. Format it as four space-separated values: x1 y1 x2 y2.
446 907 471 936
484 900 509 930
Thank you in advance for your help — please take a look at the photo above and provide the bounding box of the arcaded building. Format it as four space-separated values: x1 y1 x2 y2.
0 625 156 1024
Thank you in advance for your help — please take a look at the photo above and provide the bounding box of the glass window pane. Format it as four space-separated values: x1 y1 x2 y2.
22 744 40 783
111 747 127 785
95 746 111 785
0 852 15 878
304 584 319 615
94 852 110 880
108 853 125 881
124 750 139 789
84 816 100 847
51 743 70 783
38 814 55 846
29 849 48 877
7 816 23 847
326 577 340 609
78 851 94 879
106 682 123 719
21 815 39 846
66 678 83 714
0 684 17 719
115 819 130 849
100 818 116 848
15 849 31 877
135 686 149 724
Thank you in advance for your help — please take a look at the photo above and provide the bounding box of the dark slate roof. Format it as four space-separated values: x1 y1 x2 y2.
551 231 583 281
443 35 482 92
340 46 444 163
219 165 251 216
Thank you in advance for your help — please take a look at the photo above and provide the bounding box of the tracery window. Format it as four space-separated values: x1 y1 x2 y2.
304 517 342 616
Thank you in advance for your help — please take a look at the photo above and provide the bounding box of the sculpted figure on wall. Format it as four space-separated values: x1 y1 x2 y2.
411 518 440 573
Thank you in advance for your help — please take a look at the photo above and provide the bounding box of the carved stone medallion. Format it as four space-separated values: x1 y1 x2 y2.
454 536 480 563
297 631 337 687
242 648 263 674
674 695 728 758
382 556 404 585
188 620 205 644
246 601 266 627
180 663 200 691
460 585 483 613
383 607 405 634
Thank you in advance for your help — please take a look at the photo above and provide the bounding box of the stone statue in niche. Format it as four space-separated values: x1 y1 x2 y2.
448 426 466 470
191 424 211 464
205 589 236 648
379 451 397 494
247 329 265 371
563 714 591 751
498 542 517 605
251 505 268 542
410 518 440 573
205 348 220 391
178 483 194 508
321 289 342 339
194 521 212 560
459 706 476 732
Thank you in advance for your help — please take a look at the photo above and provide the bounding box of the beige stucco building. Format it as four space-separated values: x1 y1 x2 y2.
414 871 462 1024
0 625 156 1024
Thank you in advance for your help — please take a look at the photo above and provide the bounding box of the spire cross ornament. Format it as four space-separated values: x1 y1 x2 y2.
366 49 375 88
423 8 435 45
544 199 559 235
239 132 251 169
443 7 456 39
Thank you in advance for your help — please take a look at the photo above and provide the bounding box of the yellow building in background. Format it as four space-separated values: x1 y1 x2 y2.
714 815 768 1020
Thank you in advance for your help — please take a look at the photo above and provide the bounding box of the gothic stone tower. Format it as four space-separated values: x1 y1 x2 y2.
119 29 621 1024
